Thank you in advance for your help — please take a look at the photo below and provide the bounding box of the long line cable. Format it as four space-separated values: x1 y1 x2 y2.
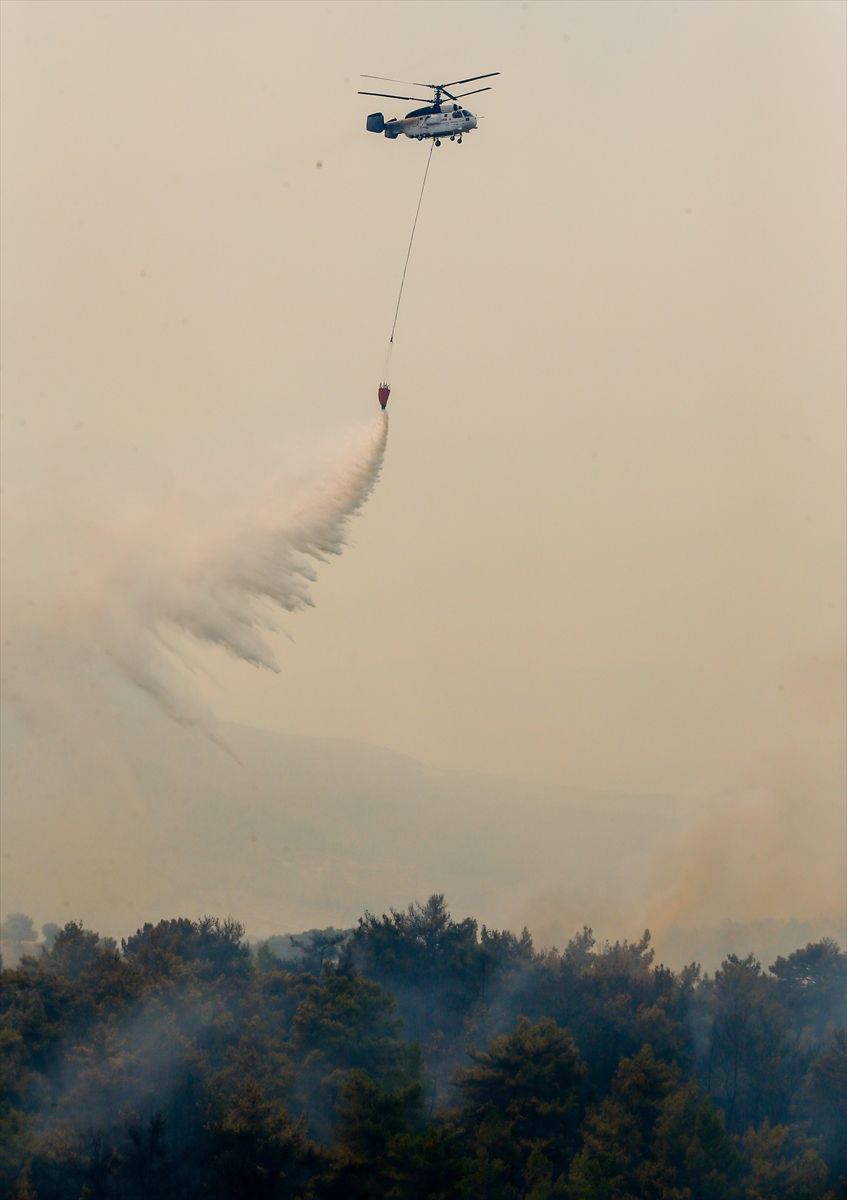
382 141 435 378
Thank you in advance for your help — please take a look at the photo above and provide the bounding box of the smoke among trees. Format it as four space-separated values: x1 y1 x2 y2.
2 895 844 1198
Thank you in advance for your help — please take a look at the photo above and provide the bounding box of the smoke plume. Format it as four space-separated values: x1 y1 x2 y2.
521 651 847 968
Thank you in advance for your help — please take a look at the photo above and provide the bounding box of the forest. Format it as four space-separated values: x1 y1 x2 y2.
1 896 844 1199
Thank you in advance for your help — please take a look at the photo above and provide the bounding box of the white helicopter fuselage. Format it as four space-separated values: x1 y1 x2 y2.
362 72 496 143
385 104 477 141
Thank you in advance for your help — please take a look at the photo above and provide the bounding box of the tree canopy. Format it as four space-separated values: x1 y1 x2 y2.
1 898 844 1199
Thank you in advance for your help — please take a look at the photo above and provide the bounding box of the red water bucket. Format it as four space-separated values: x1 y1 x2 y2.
378 384 390 409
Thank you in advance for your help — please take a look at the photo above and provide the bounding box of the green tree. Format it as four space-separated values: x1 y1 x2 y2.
292 967 412 1140
706 954 800 1132
517 930 693 1098
44 921 107 982
569 1045 745 1200
293 969 404 1078
318 1071 464 1199
343 896 483 1045
205 1081 318 1199
650 1082 747 1199
0 917 35 950
290 930 351 976
769 940 847 1042
121 916 250 981
16 1126 85 1200
121 1112 170 1200
743 1121 829 1200
40 924 60 951
798 1028 846 1186
456 1016 586 1197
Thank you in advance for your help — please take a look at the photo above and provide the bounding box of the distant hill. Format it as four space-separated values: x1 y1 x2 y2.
2 686 843 971
1 687 682 941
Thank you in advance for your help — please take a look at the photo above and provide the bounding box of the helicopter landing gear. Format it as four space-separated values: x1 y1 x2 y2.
435 139 441 147
457 136 463 144
450 135 455 141
417 134 424 141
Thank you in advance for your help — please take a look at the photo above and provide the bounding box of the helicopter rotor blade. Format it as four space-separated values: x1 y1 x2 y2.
361 75 435 90
440 72 500 89
361 72 499 92
453 87 493 99
358 91 433 102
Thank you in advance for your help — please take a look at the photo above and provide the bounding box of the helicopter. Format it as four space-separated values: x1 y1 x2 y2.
359 72 499 145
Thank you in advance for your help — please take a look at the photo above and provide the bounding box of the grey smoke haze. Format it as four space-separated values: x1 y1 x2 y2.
2 681 844 973
1 0 845 956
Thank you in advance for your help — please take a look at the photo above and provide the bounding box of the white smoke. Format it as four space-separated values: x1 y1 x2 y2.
1 414 388 743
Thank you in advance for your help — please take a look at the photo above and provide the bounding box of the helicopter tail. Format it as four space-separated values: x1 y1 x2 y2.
366 112 385 134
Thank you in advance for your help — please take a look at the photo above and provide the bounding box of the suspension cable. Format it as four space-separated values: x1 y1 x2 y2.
388 140 435 350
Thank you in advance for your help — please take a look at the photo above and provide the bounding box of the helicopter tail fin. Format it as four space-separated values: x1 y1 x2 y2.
366 112 385 134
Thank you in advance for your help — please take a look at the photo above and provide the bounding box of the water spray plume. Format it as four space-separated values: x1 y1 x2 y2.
2 415 389 745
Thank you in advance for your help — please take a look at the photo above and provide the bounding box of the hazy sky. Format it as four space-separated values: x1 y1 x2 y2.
1 1 845 938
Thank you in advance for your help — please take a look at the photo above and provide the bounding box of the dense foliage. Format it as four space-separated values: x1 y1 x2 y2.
1 897 844 1198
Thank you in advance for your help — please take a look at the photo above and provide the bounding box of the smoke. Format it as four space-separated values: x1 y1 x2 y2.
517 653 847 968
1 414 388 743
643 653 846 946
